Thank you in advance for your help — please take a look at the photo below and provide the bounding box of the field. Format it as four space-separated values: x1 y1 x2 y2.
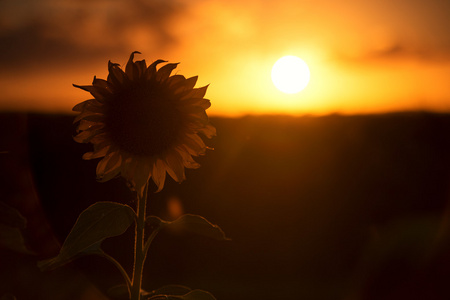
1 112 450 300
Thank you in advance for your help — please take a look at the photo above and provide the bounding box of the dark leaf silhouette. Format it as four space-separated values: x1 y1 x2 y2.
148 285 192 296
0 201 26 229
38 201 135 270
0 201 33 254
165 214 229 241
145 289 216 300
0 224 33 254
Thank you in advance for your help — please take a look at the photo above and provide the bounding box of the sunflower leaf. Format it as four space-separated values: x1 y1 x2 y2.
0 224 35 255
38 202 136 271
177 290 217 300
0 201 26 229
145 215 168 229
149 285 192 296
151 289 217 300
0 202 34 255
164 214 229 241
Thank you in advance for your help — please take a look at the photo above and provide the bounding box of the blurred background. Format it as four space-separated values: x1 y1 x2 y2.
1 0 450 300
1 0 450 115
1 113 450 300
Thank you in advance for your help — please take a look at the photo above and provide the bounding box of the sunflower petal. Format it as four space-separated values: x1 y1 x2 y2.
198 123 217 138
151 159 167 192
168 74 186 87
74 127 104 143
73 84 110 100
77 120 104 132
92 140 110 152
96 152 122 182
165 150 186 183
175 147 201 169
108 61 127 87
96 153 113 176
72 98 104 114
73 110 103 123
184 85 209 99
183 76 198 90
135 59 147 77
101 163 122 182
157 63 179 82
92 77 109 89
89 132 108 145
178 98 211 111
186 110 209 125
145 59 167 80
125 51 141 80
82 144 111 160
178 103 209 114
173 76 198 94
73 130 93 143
73 99 95 112
183 133 207 156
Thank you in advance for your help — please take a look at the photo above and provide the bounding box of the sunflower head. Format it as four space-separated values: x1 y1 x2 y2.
73 52 216 195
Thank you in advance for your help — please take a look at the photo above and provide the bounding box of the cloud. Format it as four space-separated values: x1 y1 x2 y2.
3 0 450 72
335 39 450 65
0 0 186 69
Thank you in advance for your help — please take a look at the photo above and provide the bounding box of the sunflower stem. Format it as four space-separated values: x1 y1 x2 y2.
130 184 149 300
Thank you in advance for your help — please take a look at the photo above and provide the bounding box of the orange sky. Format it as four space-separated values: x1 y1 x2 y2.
1 0 450 116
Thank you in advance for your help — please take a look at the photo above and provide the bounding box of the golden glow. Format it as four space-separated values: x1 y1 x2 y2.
1 0 450 116
271 56 310 94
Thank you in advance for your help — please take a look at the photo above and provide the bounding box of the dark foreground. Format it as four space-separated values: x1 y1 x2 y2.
1 112 450 300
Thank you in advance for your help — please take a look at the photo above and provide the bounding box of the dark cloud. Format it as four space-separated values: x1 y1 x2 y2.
334 37 450 64
0 0 186 69
364 42 450 63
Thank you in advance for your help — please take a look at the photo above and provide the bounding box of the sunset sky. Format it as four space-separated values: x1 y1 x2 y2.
1 0 450 116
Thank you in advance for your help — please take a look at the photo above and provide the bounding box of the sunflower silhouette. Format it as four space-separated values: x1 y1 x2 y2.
73 52 215 194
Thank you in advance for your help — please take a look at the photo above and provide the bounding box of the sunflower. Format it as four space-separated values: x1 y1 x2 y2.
73 52 215 194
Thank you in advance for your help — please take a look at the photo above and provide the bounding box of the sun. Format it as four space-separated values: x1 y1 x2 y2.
271 56 310 94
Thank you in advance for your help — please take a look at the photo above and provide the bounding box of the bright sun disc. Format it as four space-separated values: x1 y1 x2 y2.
271 56 310 94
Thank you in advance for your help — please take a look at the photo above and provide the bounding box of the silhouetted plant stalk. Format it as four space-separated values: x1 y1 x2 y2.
34 53 227 300
130 183 148 300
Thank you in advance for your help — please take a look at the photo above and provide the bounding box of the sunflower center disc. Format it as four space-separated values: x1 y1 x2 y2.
104 83 183 156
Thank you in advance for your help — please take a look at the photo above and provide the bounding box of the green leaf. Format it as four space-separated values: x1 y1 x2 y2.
165 214 229 241
0 224 34 254
149 289 217 300
148 285 192 296
38 202 136 271
108 285 216 300
145 215 168 229
0 201 26 229
107 284 193 299
0 202 34 254
178 290 217 300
